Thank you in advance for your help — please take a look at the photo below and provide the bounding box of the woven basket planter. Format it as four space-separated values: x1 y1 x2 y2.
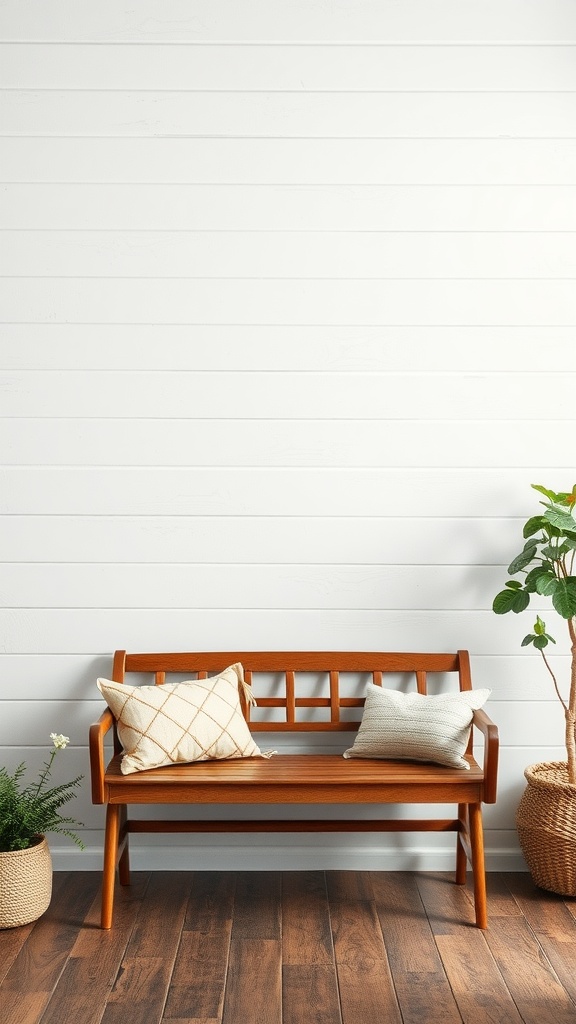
516 762 576 897
0 835 52 929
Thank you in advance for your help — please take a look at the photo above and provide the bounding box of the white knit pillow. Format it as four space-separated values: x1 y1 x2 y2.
97 663 264 775
343 684 490 769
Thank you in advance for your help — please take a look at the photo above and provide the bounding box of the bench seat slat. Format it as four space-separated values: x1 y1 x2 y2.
104 752 482 785
104 753 484 805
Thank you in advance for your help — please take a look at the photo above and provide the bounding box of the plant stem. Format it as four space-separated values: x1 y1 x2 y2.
568 619 576 785
30 749 56 800
539 648 568 714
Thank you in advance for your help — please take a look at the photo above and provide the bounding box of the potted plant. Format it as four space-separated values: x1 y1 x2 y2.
493 483 576 894
0 733 84 928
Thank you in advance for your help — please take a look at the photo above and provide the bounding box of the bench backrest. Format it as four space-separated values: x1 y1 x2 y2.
110 650 473 734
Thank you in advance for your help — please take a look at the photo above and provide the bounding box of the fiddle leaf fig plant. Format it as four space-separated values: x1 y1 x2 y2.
492 484 576 785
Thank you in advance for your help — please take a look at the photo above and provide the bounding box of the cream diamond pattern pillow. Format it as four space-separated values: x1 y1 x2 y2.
343 684 491 769
97 663 264 775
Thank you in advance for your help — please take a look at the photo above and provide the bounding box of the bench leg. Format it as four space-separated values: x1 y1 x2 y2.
455 803 468 885
118 805 131 886
101 803 120 929
469 802 488 930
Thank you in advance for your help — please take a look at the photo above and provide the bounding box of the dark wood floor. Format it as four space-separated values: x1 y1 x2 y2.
1 870 576 1024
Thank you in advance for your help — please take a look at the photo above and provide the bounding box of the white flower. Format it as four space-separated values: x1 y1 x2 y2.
50 733 69 750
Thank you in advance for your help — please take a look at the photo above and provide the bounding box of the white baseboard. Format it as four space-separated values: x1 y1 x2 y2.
51 839 527 873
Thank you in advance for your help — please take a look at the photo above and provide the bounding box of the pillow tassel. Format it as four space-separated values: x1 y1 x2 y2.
238 673 275 757
240 676 258 708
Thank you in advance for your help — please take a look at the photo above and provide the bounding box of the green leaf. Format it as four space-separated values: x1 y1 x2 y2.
512 589 530 613
541 542 571 560
536 573 559 597
493 589 523 614
492 588 530 614
543 507 576 533
524 565 554 593
533 635 550 650
547 525 563 539
523 515 547 539
507 544 538 575
493 590 515 614
505 580 523 590
532 484 559 501
551 577 576 618
553 490 576 506
534 615 546 635
521 634 536 646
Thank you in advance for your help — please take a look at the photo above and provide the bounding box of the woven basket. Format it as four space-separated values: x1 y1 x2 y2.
0 835 52 929
516 762 576 896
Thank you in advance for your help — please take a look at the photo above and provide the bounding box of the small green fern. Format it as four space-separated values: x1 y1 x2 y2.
0 735 84 852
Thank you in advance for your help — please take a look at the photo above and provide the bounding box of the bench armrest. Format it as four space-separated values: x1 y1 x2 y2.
89 708 116 804
472 708 499 804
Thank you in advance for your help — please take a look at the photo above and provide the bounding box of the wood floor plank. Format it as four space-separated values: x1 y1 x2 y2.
335 962 402 1024
282 871 334 966
0 992 51 1024
484 916 576 1024
163 1019 219 1024
173 905 232 967
98 873 190 1024
38 875 149 1024
163 949 227 1021
329 898 402 1024
177 874 234 967
222 938 282 1024
370 872 463 1024
563 897 576 923
502 872 576 938
69 872 149 956
325 870 375 904
122 871 191 960
230 871 281 940
415 871 477 934
0 873 101 1024
100 957 174 1024
498 873 576 1003
0 922 35 986
183 871 235 933
435 932 525 1024
0 868 58 983
38 956 128 1024
282 964 342 1024
370 871 446 973
330 894 389 967
522 934 576 1006
1 873 101 995
163 880 234 1024
483 872 524 918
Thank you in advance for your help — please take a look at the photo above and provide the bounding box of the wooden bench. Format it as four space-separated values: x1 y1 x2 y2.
89 650 499 929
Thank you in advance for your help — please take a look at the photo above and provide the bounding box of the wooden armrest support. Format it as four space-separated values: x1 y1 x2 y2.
472 708 499 803
89 708 115 804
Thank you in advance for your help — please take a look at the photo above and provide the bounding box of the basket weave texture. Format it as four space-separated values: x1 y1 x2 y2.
0 835 52 929
516 761 576 897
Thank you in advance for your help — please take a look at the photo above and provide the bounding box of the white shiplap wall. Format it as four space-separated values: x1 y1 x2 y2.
1 0 575 871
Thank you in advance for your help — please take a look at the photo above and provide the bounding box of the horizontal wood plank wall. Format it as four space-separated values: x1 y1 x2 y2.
1 0 574 869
